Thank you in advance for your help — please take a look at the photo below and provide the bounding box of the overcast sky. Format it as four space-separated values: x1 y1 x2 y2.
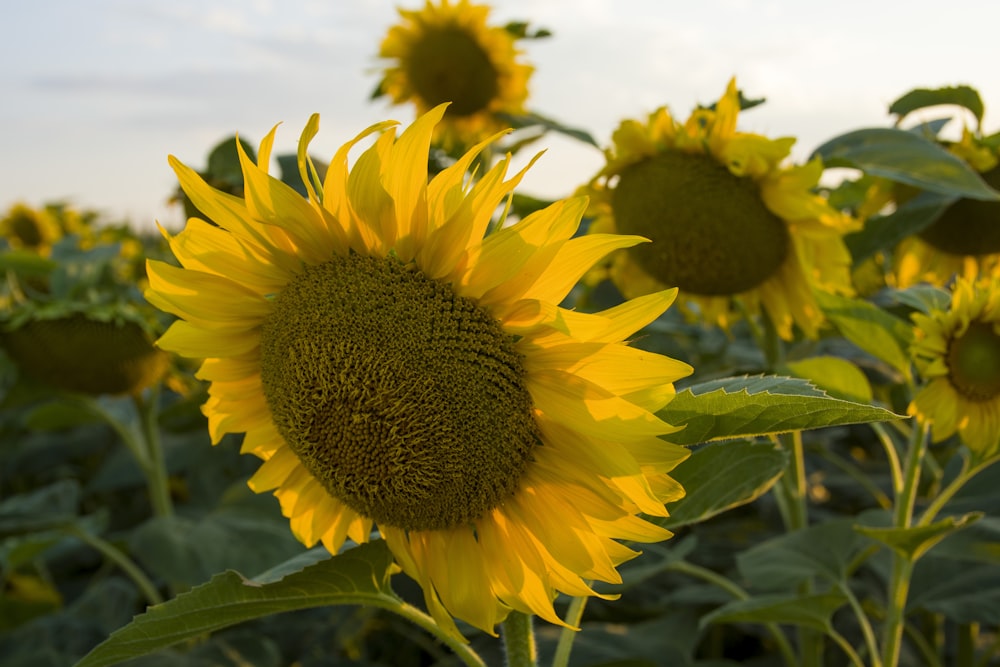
3 0 999 233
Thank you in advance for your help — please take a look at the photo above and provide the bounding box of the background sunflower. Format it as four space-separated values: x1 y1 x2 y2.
581 78 858 340
910 276 1000 456
375 0 533 152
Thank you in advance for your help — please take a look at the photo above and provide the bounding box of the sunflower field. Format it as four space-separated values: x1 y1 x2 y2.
3 2 1000 666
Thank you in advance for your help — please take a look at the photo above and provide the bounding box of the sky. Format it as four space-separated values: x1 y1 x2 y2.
2 0 999 234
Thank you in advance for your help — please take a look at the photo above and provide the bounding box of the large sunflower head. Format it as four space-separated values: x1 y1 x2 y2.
145 106 693 637
909 276 1000 456
581 78 859 340
894 127 1000 288
377 0 533 151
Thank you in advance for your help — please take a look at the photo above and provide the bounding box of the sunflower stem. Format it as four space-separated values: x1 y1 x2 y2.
390 602 487 667
63 523 163 606
502 611 537 667
881 423 929 667
552 595 589 667
957 623 978 666
134 386 174 518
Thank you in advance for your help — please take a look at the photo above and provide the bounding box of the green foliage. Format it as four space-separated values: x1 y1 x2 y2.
815 290 914 381
811 127 999 200
702 593 849 634
75 541 398 667
659 374 902 446
662 440 787 529
889 85 985 126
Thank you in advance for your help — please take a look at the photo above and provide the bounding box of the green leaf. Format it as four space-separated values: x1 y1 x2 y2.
889 85 985 126
738 520 868 590
781 356 873 404
845 190 955 263
889 284 951 315
0 250 58 277
129 507 309 587
661 440 786 529
922 516 1000 565
23 401 102 431
701 592 848 633
855 512 983 561
659 375 903 446
205 136 256 185
811 128 999 200
503 21 552 39
815 291 914 381
495 111 598 147
75 540 399 667
909 558 1000 623
0 480 80 535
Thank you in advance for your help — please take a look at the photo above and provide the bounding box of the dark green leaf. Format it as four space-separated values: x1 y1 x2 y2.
75 540 399 667
845 190 955 263
661 440 786 529
909 558 1000 623
129 510 307 586
855 512 982 561
701 593 848 633
0 480 80 535
889 85 984 125
815 291 913 381
923 516 1000 565
23 402 102 431
811 128 999 200
738 520 869 589
659 375 903 446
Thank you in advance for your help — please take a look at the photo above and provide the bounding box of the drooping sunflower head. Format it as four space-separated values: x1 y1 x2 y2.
909 276 1000 455
2 314 169 396
145 106 693 637
581 78 859 340
894 127 1000 288
377 0 532 151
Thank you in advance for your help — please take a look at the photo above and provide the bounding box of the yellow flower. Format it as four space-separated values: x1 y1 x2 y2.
145 106 692 637
378 0 532 151
581 78 858 340
0 203 63 255
910 277 1000 455
894 128 1000 288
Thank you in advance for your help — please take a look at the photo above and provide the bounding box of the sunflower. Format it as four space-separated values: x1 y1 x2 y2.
145 105 693 637
909 276 1000 456
377 0 532 151
581 78 858 340
893 127 1000 288
0 203 63 255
